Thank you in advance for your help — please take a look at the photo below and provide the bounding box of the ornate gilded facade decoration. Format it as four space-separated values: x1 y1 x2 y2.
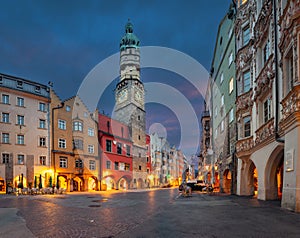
254 0 273 47
254 56 275 100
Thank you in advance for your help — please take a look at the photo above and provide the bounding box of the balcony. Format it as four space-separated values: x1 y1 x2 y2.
280 85 300 130
236 136 254 158
255 118 274 146
254 56 274 100
236 90 253 113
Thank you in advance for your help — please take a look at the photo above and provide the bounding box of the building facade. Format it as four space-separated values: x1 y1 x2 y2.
150 132 185 187
51 92 98 192
0 73 50 192
233 0 300 212
98 113 133 190
114 21 148 189
202 5 237 193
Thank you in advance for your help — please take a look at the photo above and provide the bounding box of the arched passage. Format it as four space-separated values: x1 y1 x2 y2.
265 146 284 200
223 169 231 194
247 160 257 197
137 178 144 189
0 176 5 192
57 175 68 190
103 176 116 190
73 176 84 191
88 176 98 191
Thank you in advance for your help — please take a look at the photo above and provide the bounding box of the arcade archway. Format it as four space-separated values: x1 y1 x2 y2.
265 146 284 200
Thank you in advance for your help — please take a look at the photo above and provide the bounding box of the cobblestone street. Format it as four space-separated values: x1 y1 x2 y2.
1 188 300 238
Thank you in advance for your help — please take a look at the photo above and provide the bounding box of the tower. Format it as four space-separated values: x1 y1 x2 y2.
114 20 147 188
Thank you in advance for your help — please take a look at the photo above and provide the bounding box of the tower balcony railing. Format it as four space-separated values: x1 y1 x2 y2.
254 118 275 146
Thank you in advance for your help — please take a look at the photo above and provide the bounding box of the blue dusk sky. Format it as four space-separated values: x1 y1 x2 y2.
0 0 232 157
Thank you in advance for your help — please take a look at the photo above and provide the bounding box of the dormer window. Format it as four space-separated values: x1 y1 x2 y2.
17 81 23 88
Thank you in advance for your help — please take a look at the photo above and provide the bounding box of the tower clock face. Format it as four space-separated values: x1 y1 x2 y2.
134 90 142 103
118 89 128 103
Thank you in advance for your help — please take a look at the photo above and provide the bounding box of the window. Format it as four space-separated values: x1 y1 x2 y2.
106 160 111 169
114 162 119 170
228 52 233 66
73 121 83 131
39 137 46 147
243 116 251 137
284 49 294 94
17 115 24 125
229 108 234 123
221 120 224 132
243 70 251 92
263 40 271 65
2 133 9 143
17 97 24 107
118 162 125 171
264 98 272 123
2 113 9 123
66 105 71 112
220 73 224 84
214 106 218 118
17 135 24 145
35 86 41 93
139 165 142 171
221 95 224 106
39 119 46 129
215 128 218 138
73 139 83 150
88 145 94 154
75 159 83 168
58 119 66 130
139 153 141 158
58 139 66 148
17 154 24 165
2 153 9 164
59 157 67 168
229 78 234 94
39 102 46 112
126 145 131 156
243 25 250 46
2 94 9 104
117 143 122 154
88 128 94 136
125 163 130 171
106 140 112 152
228 27 233 38
89 160 96 170
39 156 46 165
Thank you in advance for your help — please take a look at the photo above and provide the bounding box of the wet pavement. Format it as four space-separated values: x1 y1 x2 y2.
0 188 300 238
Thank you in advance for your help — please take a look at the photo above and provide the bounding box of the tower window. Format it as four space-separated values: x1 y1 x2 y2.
138 115 140 120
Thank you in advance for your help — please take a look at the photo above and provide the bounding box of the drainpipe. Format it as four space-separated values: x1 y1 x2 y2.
229 0 237 195
273 0 285 143
51 102 64 186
